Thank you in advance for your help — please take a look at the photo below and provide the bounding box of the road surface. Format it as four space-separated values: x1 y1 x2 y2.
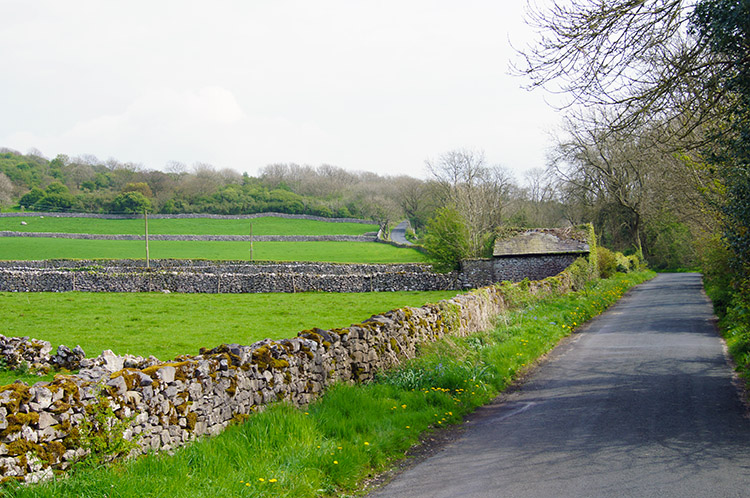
390 220 413 245
370 273 750 497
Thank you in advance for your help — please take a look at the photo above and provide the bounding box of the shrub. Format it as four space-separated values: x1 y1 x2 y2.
423 207 470 272
596 246 618 279
615 252 631 273
567 257 594 291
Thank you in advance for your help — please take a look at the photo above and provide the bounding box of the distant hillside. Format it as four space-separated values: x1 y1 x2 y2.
0 149 410 228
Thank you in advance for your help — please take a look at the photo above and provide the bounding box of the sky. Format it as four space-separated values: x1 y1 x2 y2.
0 0 561 181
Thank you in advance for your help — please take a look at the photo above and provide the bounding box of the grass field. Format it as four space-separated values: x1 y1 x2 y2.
0 238 425 263
0 216 377 236
0 290 460 360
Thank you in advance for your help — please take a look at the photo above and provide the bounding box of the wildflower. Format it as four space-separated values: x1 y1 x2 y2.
401 404 407 409
269 479 278 483
258 478 265 482
334 460 339 464
364 441 370 446
246 483 251 487
406 425 410 429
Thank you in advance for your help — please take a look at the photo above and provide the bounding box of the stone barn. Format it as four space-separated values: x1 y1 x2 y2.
460 228 590 287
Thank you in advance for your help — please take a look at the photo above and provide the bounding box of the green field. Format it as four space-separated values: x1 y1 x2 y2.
0 290 459 360
0 216 377 236
0 238 425 263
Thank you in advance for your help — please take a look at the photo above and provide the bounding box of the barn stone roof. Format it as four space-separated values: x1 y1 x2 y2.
493 228 590 257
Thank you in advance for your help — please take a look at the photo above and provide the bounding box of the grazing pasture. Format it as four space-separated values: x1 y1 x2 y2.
0 290 460 360
0 215 377 236
0 238 425 263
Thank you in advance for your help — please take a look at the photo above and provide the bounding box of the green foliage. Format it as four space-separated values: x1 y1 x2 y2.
596 246 618 279
110 191 151 214
18 187 45 208
643 211 697 270
693 0 750 290
122 182 153 199
567 257 594 291
74 395 139 468
423 207 470 272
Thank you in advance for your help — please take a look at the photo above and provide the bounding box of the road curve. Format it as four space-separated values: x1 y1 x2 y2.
369 273 750 498
390 220 413 245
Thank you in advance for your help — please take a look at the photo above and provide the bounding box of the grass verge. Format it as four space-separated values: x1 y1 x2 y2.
0 271 653 497
0 239 426 263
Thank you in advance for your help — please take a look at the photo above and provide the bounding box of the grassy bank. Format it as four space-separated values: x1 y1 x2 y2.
0 216 377 236
0 238 425 263
0 271 653 497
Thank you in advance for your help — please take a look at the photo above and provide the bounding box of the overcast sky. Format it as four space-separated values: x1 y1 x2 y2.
0 0 560 180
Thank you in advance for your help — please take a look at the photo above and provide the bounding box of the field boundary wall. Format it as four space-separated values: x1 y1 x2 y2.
0 269 576 483
0 255 581 293
0 231 377 243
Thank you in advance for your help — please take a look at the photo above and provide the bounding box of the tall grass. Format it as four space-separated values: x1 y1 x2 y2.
0 271 653 497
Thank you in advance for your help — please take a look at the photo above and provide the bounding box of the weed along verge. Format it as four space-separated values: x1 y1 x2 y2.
0 263 652 495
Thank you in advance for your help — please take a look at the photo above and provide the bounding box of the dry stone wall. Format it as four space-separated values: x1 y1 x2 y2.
0 231 377 242
461 254 582 287
0 261 459 293
0 270 575 483
0 256 581 294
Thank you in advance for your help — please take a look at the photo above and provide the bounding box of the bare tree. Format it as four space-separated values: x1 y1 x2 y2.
426 149 514 256
515 0 729 141
0 172 13 208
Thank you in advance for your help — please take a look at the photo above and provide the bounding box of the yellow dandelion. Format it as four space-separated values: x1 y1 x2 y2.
334 460 339 465
269 479 277 483
258 478 265 482
364 441 370 446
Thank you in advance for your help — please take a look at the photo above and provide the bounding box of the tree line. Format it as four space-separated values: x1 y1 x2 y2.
516 0 750 372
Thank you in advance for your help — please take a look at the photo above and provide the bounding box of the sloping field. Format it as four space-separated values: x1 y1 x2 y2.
0 215 377 235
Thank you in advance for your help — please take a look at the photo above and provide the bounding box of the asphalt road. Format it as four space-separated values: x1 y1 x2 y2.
390 220 413 245
370 273 750 497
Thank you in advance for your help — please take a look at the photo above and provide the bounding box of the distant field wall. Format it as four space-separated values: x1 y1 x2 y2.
0 211 377 224
0 269 577 483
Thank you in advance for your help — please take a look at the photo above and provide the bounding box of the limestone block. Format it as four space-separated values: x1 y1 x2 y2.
155 366 176 383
